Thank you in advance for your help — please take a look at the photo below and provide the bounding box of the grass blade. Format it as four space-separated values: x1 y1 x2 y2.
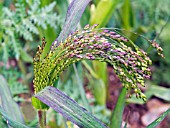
110 87 127 128
90 0 121 28
120 0 134 30
147 108 170 128
0 114 7 128
35 86 108 128
82 61 106 105
92 61 108 89
0 108 29 128
54 0 91 45
0 75 24 123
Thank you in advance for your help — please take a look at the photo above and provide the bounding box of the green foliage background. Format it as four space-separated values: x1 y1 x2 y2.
0 0 170 127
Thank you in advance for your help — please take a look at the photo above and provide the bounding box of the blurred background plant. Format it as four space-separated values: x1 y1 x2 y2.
0 0 170 128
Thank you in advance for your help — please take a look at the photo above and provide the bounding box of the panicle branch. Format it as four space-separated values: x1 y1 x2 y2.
33 24 164 101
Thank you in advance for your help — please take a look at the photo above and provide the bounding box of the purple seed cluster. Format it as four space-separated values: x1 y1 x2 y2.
150 41 164 58
33 24 164 101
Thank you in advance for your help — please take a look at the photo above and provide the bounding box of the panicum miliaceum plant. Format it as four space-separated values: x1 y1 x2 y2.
32 24 164 110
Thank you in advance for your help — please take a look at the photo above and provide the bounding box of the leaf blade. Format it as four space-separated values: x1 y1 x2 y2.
0 108 29 128
147 108 170 128
53 0 91 46
0 75 24 123
110 87 127 128
90 0 121 28
35 86 108 128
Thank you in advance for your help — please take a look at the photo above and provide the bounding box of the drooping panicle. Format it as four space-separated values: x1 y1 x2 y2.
33 24 164 101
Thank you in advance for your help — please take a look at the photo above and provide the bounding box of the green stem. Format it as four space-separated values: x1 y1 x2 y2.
110 87 127 128
38 110 46 128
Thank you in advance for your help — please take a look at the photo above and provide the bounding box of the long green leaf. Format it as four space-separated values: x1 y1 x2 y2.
0 114 7 128
120 0 134 30
147 108 170 128
0 108 29 128
0 75 24 123
82 61 106 105
110 87 127 128
35 86 108 128
90 0 121 28
54 0 91 45
92 79 106 106
92 61 108 89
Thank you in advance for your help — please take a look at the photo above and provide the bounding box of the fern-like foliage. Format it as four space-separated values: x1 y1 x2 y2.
0 67 28 96
0 0 58 61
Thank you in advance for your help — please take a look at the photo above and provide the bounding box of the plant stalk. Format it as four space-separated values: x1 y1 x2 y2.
38 110 46 128
110 87 127 128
